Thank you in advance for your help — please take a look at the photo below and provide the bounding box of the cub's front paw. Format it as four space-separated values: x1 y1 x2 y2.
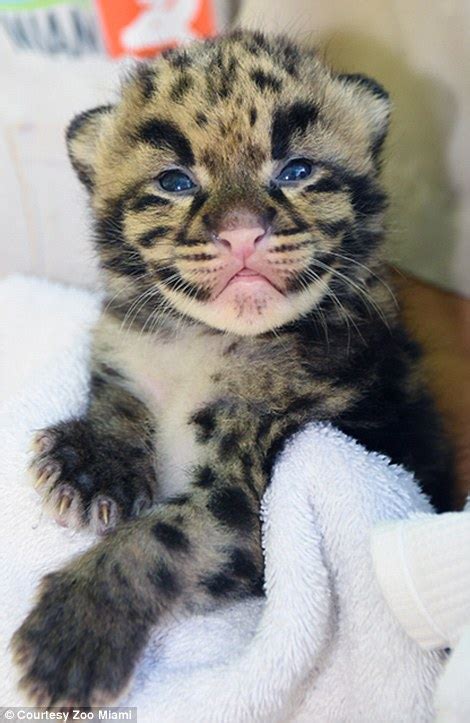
12 568 146 706
30 420 155 534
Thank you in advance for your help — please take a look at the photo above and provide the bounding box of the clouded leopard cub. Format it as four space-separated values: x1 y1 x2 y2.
13 31 452 706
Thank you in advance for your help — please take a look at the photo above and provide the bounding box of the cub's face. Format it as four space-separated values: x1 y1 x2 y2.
67 32 390 336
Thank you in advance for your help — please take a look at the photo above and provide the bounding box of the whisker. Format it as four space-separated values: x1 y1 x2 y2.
301 266 364 350
327 251 399 308
309 259 391 330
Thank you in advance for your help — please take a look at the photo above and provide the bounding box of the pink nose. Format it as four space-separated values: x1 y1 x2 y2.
215 225 266 261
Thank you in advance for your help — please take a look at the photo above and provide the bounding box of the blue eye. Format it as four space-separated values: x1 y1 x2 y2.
157 169 196 193
276 159 313 183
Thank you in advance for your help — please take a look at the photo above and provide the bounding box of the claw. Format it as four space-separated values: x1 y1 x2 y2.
58 495 71 516
33 433 53 455
34 472 47 489
99 502 110 526
33 462 59 490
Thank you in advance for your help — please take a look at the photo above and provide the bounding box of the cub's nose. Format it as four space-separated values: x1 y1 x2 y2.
214 210 267 262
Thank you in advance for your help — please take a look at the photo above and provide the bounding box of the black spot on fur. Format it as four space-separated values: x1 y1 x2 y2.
176 191 209 247
265 205 277 223
263 423 302 476
228 548 258 579
251 69 282 93
183 252 216 262
135 64 155 100
129 195 171 212
206 51 237 101
250 575 265 596
207 487 254 530
136 227 171 248
220 55 238 98
201 548 263 598
138 119 194 167
249 106 257 126
193 465 217 489
175 237 207 249
347 175 388 216
312 251 337 267
201 572 237 597
278 43 300 76
196 112 208 126
317 219 350 237
170 72 194 102
238 30 272 56
219 432 239 456
339 73 389 101
284 396 318 415
190 406 217 442
271 102 319 159
102 246 147 278
267 184 309 230
270 240 310 253
255 415 274 447
306 177 343 194
184 191 209 225
275 225 309 237
148 563 180 597
163 47 191 69
239 453 260 503
251 31 270 50
153 522 189 552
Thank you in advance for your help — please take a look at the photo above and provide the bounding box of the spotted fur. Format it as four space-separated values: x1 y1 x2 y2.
14 31 453 706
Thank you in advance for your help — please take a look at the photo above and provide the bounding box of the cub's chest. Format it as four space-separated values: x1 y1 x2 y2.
111 329 229 496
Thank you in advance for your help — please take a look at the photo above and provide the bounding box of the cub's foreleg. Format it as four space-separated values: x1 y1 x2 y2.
30 357 157 534
14 448 264 706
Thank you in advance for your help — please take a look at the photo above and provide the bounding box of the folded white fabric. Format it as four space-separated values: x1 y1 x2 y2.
372 511 470 650
371 504 470 723
0 275 444 722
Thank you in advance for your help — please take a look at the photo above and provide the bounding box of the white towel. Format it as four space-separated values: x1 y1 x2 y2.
0 275 444 722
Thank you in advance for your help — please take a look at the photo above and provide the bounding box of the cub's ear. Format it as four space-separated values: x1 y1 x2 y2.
66 104 114 189
338 73 391 157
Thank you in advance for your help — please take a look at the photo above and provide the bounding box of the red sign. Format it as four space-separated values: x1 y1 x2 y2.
95 0 215 58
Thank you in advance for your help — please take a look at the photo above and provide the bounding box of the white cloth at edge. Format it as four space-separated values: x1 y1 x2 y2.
0 274 444 722
372 509 470 651
371 506 470 723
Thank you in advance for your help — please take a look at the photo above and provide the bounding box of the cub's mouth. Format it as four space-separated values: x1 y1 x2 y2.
214 268 285 299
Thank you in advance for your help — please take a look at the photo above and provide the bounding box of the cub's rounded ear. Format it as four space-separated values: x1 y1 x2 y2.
338 73 391 158
66 104 114 189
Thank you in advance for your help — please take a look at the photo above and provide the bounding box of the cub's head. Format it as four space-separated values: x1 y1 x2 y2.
67 31 390 336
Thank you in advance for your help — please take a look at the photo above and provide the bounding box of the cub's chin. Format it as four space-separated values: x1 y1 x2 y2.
172 276 326 337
